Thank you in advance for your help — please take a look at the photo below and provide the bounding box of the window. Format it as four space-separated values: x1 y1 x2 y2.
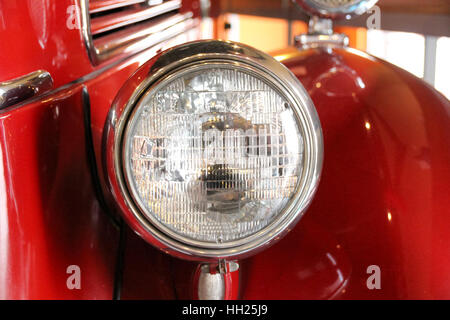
366 30 425 78
435 37 450 99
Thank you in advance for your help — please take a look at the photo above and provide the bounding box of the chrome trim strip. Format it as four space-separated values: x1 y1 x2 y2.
93 12 195 63
295 33 349 48
89 0 147 14
0 29 199 115
90 0 181 35
81 0 99 65
104 40 324 260
0 70 53 110
80 0 190 66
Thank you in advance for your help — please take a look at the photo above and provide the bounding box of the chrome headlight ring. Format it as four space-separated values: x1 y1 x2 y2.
104 40 323 261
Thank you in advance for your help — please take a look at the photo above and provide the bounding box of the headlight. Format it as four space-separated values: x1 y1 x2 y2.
295 0 379 19
105 40 323 260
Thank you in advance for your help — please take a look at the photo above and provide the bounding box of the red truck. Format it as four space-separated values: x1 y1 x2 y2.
0 0 449 299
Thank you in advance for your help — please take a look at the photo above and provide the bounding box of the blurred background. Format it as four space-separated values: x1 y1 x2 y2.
202 0 450 99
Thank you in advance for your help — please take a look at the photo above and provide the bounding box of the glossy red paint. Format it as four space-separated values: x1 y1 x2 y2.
0 23 202 298
0 0 200 300
224 269 240 300
181 0 202 17
0 0 200 87
81 32 204 299
120 227 176 299
0 0 92 87
0 86 118 299
238 47 450 299
239 213 352 299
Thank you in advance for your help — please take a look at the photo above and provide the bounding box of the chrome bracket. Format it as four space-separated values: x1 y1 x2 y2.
197 260 239 300
294 16 349 48
0 70 53 110
295 33 349 48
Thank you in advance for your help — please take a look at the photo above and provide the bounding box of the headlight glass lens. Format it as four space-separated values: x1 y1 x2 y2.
123 64 304 246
